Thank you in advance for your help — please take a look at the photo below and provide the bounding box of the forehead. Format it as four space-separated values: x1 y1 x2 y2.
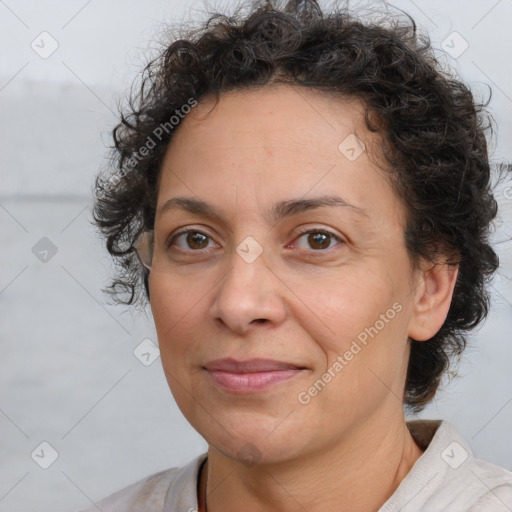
156 84 403 230
160 84 387 184
173 84 370 152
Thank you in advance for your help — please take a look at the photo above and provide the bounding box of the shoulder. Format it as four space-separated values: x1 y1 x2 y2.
380 419 512 511
75 453 207 512
459 457 512 511
433 420 512 510
425 420 512 511
75 467 181 512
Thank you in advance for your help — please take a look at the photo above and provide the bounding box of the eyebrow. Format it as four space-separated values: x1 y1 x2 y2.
157 195 367 225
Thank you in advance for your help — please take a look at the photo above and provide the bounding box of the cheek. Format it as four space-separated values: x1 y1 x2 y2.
149 279 205 407
149 272 200 328
300 270 410 399
288 265 401 348
149 276 197 364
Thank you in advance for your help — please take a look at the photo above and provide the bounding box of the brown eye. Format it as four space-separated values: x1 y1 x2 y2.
168 230 216 251
307 232 330 250
293 229 343 251
185 232 209 250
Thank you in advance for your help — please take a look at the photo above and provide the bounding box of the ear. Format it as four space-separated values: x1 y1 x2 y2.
407 261 459 342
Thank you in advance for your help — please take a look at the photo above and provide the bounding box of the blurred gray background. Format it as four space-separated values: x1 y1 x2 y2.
1 1 511 511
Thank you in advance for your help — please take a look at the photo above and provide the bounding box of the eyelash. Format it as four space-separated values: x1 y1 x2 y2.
166 227 344 253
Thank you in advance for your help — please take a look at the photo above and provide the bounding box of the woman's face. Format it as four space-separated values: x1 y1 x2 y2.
149 85 424 464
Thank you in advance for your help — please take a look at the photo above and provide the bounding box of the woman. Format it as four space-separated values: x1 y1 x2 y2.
85 0 512 510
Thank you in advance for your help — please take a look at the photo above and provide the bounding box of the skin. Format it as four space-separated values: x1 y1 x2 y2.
148 84 459 512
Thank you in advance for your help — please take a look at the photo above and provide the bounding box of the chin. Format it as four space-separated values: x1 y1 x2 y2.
205 425 309 467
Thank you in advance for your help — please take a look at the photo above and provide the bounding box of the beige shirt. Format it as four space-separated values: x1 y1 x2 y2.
78 419 512 511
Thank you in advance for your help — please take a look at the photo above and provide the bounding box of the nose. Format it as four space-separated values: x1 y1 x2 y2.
209 246 287 335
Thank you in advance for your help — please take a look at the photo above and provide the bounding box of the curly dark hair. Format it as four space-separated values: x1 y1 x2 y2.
93 0 505 413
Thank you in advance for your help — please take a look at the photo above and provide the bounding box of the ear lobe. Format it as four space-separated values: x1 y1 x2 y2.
408 262 459 342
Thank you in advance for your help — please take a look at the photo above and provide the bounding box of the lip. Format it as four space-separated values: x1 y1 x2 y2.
203 358 307 393
204 358 306 373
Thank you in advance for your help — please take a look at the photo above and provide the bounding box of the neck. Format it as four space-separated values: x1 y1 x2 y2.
197 415 424 512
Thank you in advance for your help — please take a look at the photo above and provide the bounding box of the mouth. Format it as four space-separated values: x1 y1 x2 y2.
202 358 308 393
